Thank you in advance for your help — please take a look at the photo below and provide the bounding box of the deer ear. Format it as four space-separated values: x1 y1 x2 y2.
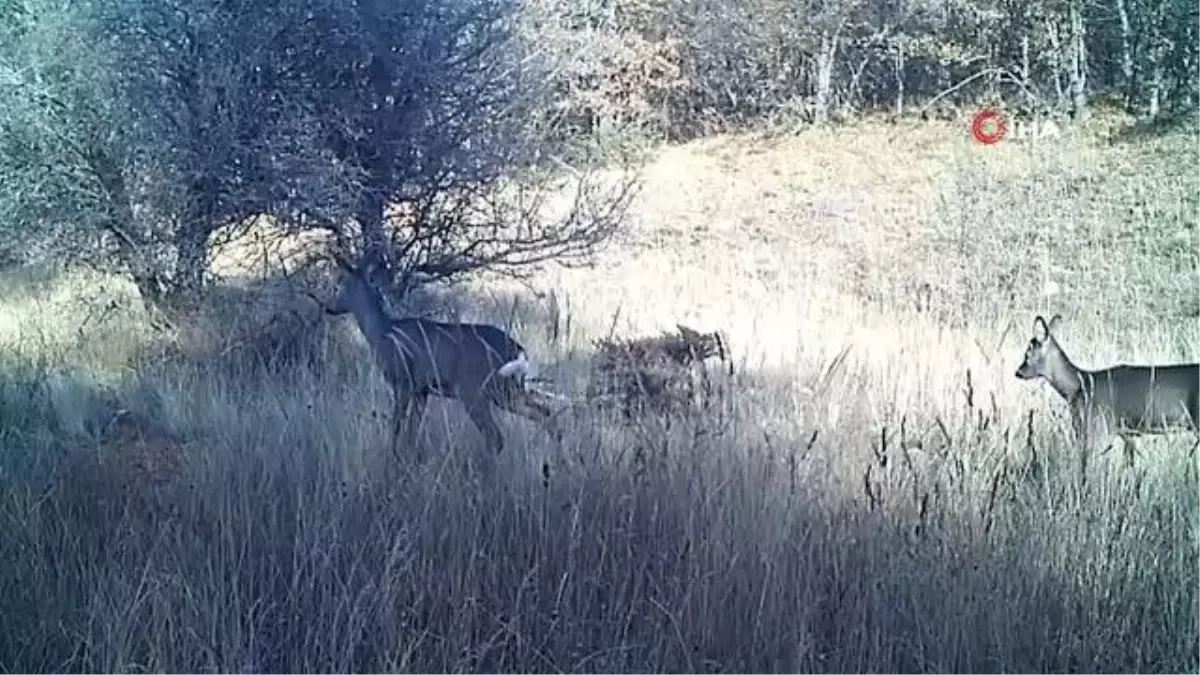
677 324 700 339
366 259 396 290
1033 315 1048 341
1046 314 1063 336
715 331 734 373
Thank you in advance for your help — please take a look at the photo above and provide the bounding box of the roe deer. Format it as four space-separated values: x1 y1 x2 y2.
1015 314 1199 466
325 254 562 457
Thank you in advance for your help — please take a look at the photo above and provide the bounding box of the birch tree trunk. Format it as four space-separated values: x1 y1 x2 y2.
1068 0 1089 119
813 31 840 124
1114 0 1136 109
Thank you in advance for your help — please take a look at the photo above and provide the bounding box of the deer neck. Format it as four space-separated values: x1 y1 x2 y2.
1042 343 1085 402
349 290 396 348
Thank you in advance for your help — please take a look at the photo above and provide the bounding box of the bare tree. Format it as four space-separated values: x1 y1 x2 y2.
268 0 640 289
3 0 633 316
0 0 357 313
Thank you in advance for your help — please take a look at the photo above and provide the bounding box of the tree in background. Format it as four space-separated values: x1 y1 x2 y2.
0 0 637 315
0 0 356 310
529 0 1198 139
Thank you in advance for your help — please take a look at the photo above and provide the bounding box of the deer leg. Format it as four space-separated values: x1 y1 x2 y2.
463 397 505 454
696 368 713 407
390 387 427 461
390 388 410 460
406 391 429 460
1071 410 1092 488
497 390 564 444
1120 434 1138 469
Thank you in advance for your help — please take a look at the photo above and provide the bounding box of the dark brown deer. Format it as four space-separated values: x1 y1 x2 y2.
325 254 563 457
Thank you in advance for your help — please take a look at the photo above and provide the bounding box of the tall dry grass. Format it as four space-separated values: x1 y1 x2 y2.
0 120 1196 673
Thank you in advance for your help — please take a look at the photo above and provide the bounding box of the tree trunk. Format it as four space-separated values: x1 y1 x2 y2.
1114 0 1136 109
892 37 905 116
813 31 839 124
1147 56 1163 117
88 146 177 319
1045 18 1067 110
170 222 210 309
1181 16 1200 109
1020 34 1033 110
355 52 398 267
1145 0 1169 118
1068 0 1089 119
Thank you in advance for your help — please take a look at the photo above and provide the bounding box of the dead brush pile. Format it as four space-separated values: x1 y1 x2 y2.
98 409 186 494
587 324 732 419
61 409 189 524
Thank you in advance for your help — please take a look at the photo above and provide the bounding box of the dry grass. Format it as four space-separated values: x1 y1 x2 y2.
587 324 730 418
0 120 1196 673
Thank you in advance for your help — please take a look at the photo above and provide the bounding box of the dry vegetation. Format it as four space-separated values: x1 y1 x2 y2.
587 324 730 419
0 120 1197 672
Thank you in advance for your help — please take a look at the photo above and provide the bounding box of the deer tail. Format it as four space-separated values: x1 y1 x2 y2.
497 351 534 379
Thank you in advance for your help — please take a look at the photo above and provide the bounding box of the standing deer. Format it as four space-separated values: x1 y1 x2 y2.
325 254 562 458
1015 314 1199 467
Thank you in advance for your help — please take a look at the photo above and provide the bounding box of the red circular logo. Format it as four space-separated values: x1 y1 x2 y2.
971 109 1007 144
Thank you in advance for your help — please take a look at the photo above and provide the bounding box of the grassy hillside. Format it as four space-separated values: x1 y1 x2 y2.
0 119 1196 672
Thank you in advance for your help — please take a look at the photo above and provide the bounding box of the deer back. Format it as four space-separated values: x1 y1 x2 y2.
382 318 526 397
1081 363 1200 430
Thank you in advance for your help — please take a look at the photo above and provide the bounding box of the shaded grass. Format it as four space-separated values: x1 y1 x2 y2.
0 120 1196 673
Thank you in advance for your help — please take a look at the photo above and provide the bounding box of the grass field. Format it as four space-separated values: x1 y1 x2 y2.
0 119 1196 672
